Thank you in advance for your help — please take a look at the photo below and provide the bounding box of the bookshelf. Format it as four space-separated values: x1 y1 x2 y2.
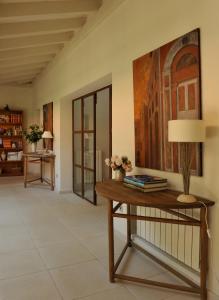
0 109 23 176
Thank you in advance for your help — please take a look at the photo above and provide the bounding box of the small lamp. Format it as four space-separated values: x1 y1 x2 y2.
42 131 53 153
168 120 205 203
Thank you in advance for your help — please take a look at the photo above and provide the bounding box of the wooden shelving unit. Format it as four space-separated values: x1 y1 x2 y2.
0 110 23 176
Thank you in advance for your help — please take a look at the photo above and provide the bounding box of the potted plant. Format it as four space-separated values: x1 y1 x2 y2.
105 155 132 181
23 124 43 152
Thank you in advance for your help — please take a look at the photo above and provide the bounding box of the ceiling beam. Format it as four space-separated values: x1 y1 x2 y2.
0 70 40 80
0 0 88 2
0 69 41 81
0 0 102 22
0 54 54 68
0 0 103 86
0 45 62 60
0 17 85 38
0 0 82 2
0 74 35 85
0 32 73 51
0 62 47 74
0 67 42 77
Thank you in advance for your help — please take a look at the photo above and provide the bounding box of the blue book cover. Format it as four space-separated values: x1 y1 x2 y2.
124 178 167 188
124 175 167 185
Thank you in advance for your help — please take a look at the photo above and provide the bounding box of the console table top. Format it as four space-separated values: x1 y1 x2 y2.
23 152 55 158
96 180 215 209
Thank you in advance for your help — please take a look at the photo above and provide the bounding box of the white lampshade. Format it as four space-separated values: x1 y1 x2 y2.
42 131 53 139
168 120 205 142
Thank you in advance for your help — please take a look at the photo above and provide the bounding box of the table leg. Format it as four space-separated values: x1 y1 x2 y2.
200 207 208 300
51 158 54 191
40 157 43 182
127 204 132 247
24 157 27 188
108 200 115 282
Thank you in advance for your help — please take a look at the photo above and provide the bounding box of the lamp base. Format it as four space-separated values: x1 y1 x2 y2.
177 194 197 203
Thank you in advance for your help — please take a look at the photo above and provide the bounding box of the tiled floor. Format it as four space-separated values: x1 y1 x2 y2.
0 177 214 300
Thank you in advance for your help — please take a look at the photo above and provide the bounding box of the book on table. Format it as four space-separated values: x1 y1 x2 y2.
124 175 167 188
124 177 167 188
123 182 167 193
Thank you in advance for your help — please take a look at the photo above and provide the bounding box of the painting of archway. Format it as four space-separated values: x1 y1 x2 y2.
133 29 202 175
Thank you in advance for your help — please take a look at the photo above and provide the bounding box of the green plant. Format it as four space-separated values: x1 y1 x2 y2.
23 124 43 144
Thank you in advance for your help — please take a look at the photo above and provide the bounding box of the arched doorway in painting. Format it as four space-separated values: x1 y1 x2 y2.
171 45 201 175
161 29 202 176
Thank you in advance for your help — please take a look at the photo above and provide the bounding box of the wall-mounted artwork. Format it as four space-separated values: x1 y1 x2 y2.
133 29 202 175
43 102 53 150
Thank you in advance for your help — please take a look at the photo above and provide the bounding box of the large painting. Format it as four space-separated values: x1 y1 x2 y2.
133 29 202 175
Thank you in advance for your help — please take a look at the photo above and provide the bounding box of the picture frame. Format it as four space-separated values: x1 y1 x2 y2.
133 28 202 176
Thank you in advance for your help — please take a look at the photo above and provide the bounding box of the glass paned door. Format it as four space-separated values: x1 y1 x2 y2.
83 94 96 204
73 95 96 205
73 85 111 205
73 99 82 196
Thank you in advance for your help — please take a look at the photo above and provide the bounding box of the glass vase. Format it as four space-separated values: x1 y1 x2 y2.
31 143 37 153
114 169 125 181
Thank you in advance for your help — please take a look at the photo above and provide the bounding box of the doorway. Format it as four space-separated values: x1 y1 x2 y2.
72 85 112 205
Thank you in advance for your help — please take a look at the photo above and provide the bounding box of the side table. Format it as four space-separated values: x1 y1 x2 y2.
23 152 55 191
96 180 215 300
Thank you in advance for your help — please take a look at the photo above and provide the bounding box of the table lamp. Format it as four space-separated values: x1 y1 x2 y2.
42 131 53 153
168 120 205 203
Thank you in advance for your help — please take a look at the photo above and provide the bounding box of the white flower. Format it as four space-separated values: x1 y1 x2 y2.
111 155 119 163
105 158 110 166
115 157 122 166
105 154 132 172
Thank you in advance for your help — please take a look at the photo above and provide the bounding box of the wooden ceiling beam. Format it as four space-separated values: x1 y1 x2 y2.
0 63 47 74
0 32 73 51
0 70 40 80
0 54 54 68
0 0 103 85
0 0 102 22
0 74 35 85
0 17 85 38
0 45 62 60
0 69 42 78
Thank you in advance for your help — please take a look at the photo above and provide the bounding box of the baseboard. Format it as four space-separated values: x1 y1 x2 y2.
59 190 73 194
209 291 219 300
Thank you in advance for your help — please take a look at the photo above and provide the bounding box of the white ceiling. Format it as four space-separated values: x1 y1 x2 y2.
0 0 103 86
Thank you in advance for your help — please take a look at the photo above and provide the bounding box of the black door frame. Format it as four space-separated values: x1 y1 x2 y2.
72 85 112 205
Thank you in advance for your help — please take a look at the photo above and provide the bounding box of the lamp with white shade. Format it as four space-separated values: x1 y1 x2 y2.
42 131 53 153
168 120 205 203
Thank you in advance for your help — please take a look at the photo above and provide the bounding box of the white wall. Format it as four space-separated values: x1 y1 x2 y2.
33 0 219 295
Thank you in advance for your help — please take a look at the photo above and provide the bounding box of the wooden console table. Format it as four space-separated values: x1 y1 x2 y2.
23 152 55 191
96 180 215 300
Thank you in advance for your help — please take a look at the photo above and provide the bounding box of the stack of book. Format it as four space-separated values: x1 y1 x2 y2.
123 175 168 192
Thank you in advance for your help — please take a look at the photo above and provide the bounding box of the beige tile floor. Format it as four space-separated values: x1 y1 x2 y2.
0 177 216 300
